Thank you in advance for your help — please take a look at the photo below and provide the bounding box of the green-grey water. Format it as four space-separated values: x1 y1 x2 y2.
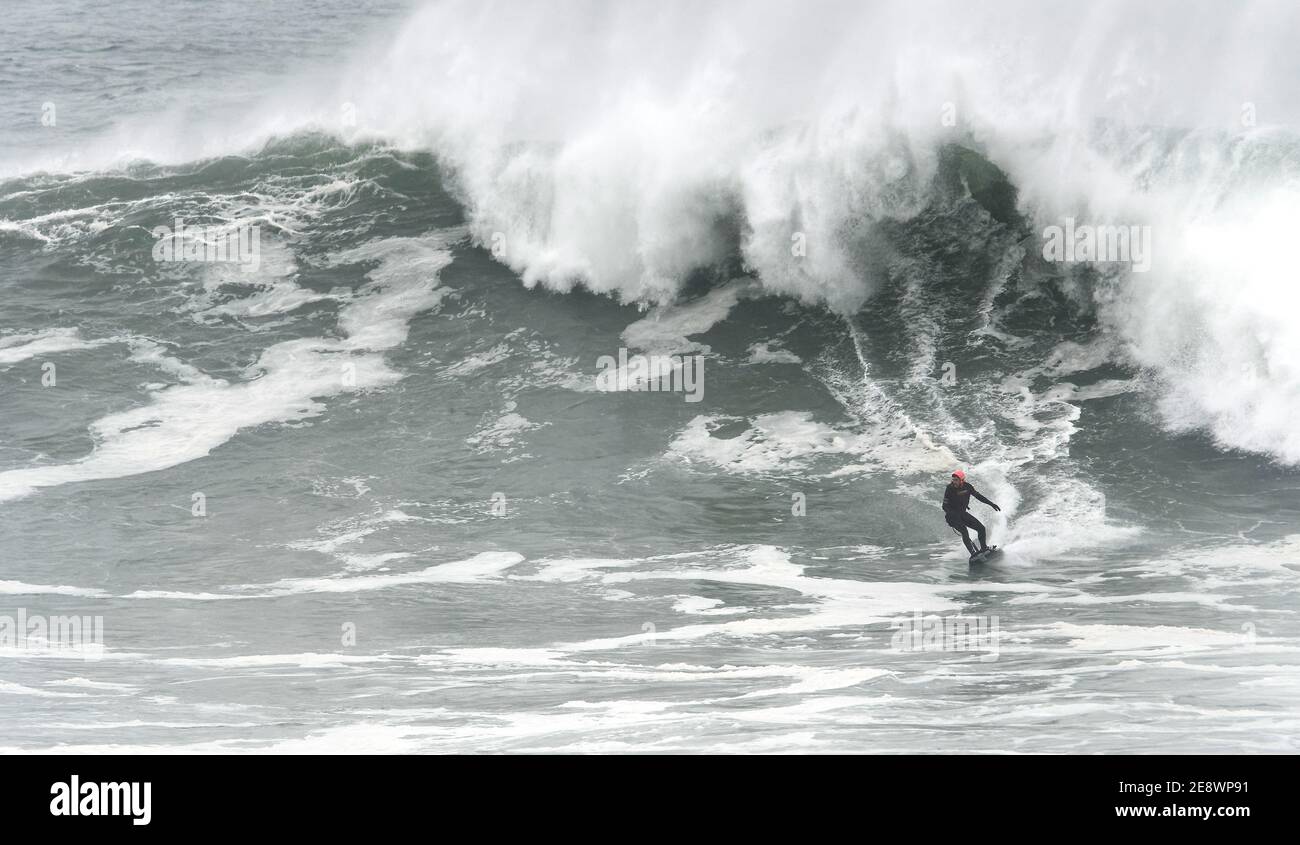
2 0 1299 753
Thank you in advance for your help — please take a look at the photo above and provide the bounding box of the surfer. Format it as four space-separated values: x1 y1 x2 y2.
943 470 1000 557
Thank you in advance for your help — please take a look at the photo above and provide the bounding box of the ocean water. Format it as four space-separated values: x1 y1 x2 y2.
1 0 1299 753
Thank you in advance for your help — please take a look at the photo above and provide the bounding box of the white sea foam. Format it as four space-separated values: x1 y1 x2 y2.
0 230 464 503
466 401 547 458
0 580 107 597
668 411 954 478
0 681 89 698
0 329 111 366
119 551 525 600
47 678 138 692
491 545 1051 656
1037 622 1261 654
262 551 524 595
746 341 802 365
620 280 758 354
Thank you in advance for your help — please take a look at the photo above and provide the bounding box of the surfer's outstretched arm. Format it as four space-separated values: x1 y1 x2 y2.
969 485 1002 511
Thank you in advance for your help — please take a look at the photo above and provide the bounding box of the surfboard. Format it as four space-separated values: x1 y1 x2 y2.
968 545 1000 565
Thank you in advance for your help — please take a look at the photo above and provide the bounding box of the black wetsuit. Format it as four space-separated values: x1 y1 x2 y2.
942 482 997 555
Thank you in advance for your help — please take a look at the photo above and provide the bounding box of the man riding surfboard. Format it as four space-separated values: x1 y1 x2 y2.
943 469 1001 559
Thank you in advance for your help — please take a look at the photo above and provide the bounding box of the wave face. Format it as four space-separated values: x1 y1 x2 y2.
155 0 1300 463
4 1 1300 459
1 1 1300 754
345 0 1300 463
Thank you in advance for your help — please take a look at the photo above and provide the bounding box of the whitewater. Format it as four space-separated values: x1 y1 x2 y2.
0 0 1297 753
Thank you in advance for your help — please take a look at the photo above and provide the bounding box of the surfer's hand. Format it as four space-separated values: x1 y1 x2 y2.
992 504 1002 512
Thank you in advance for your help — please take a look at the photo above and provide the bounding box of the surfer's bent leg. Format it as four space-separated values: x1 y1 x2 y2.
948 515 977 555
961 512 988 551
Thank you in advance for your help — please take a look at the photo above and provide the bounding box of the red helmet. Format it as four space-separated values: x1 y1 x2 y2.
951 469 966 481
